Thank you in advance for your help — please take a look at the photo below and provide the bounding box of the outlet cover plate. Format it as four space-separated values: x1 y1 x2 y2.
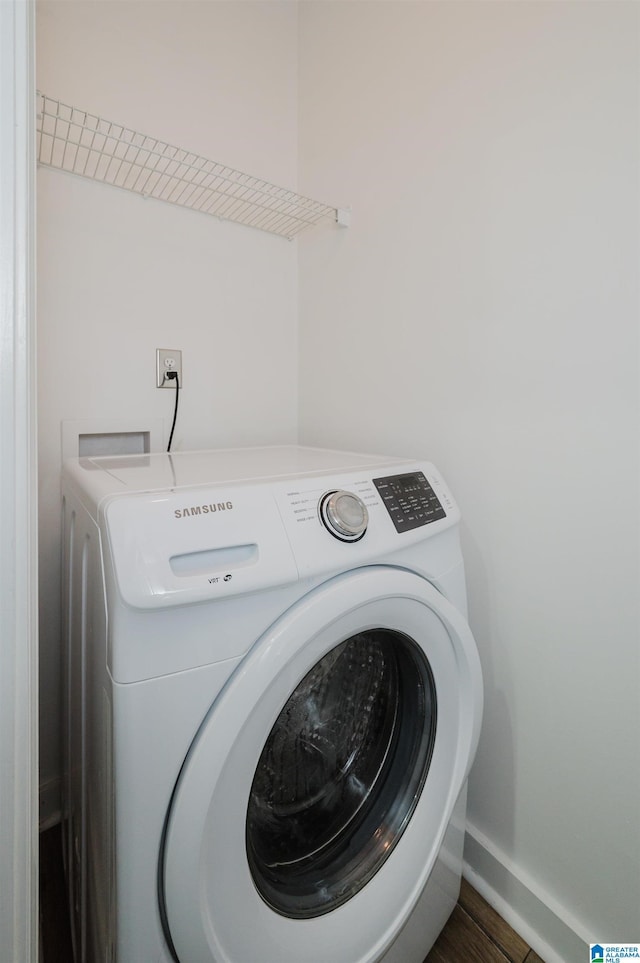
156 348 182 388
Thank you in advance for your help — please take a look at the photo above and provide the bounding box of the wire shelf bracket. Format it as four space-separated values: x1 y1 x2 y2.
36 93 350 241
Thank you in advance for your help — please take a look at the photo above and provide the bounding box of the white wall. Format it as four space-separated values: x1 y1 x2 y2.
37 0 299 815
298 2 639 960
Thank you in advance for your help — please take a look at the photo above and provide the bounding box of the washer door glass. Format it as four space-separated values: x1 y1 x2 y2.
246 629 436 919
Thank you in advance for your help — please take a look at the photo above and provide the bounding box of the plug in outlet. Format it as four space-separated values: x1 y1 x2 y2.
156 349 183 388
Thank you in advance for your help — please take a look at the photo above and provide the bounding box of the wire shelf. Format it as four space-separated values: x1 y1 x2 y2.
36 93 347 240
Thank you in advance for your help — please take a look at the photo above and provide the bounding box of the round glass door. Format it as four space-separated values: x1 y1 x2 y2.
246 629 437 919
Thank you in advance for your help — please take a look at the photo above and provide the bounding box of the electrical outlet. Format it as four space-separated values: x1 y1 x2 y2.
156 349 183 388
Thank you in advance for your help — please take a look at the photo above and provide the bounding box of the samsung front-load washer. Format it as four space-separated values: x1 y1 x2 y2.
61 445 483 963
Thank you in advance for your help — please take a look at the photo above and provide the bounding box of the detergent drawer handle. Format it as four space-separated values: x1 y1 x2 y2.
169 543 259 577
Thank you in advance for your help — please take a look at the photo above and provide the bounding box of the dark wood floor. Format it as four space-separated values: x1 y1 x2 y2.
426 880 544 963
40 824 544 962
39 825 73 963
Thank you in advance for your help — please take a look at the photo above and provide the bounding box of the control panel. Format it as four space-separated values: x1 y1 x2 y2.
272 462 456 579
93 452 459 609
373 472 446 533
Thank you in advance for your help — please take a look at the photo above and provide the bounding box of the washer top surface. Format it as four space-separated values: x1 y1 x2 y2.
64 445 408 506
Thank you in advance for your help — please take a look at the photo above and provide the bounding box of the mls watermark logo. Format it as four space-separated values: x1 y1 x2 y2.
591 945 640 962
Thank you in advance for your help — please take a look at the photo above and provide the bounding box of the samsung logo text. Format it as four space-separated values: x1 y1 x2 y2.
174 502 233 519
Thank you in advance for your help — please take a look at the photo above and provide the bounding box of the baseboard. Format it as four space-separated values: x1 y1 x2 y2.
39 776 61 832
463 820 590 963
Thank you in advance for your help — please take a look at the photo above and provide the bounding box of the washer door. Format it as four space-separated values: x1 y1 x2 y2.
161 567 482 963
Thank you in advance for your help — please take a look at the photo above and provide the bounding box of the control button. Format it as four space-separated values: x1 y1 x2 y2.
319 490 368 542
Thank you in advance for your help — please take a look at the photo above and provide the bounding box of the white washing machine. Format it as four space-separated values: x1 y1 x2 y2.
61 445 483 963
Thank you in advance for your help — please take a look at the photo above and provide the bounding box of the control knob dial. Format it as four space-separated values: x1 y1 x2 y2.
319 490 368 542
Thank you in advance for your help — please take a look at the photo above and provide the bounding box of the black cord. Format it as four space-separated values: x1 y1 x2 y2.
166 371 180 452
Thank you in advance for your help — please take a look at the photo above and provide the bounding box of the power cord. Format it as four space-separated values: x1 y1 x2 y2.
165 370 180 452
